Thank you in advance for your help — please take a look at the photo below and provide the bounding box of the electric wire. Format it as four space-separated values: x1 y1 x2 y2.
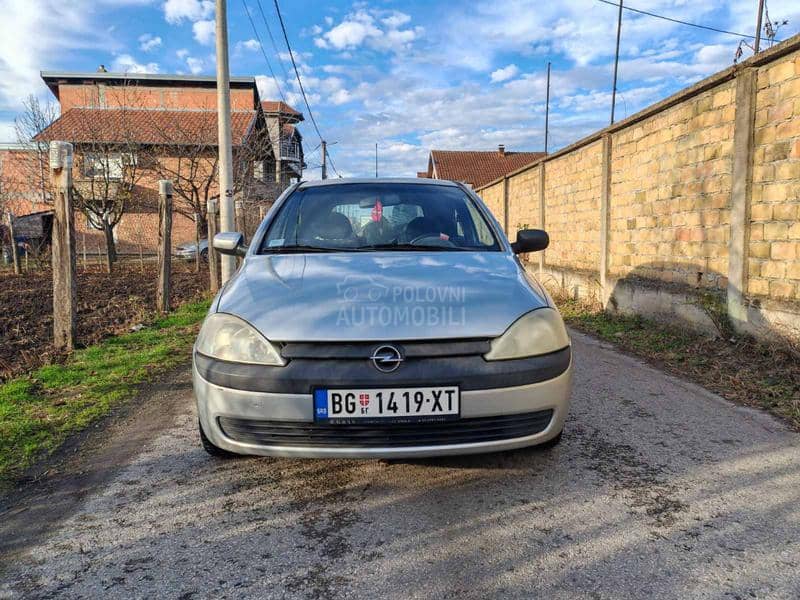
596 0 781 42
272 0 340 177
241 0 287 104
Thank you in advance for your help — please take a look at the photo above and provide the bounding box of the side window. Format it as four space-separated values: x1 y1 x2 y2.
465 199 495 246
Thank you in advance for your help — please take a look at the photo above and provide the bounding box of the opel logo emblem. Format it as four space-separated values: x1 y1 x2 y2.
370 345 403 373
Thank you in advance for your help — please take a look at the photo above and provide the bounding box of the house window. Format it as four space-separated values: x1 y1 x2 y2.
81 153 135 180
253 160 264 180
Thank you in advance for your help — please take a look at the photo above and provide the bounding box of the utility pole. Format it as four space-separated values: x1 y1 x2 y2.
610 0 623 125
544 61 551 154
321 140 327 180
375 143 378 178
754 0 765 53
215 0 235 283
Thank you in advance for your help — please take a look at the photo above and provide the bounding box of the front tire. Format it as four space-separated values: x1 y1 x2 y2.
199 420 239 458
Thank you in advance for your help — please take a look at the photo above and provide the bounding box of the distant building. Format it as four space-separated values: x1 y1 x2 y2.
418 145 545 188
261 101 305 187
0 70 306 254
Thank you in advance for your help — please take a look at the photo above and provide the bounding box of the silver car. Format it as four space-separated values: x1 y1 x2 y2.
193 178 572 459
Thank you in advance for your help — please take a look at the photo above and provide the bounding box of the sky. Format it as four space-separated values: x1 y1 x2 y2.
0 0 798 178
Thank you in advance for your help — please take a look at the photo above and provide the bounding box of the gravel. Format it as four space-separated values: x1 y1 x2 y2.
2 331 799 599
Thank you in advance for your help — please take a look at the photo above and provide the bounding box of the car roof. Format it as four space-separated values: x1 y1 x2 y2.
298 177 460 189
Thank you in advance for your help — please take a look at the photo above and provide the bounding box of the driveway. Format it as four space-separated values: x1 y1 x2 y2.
1 331 799 599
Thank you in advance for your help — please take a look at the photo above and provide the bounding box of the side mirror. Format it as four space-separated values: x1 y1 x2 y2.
213 232 247 257
511 229 549 254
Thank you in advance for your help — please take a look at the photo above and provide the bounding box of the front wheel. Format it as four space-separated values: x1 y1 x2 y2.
199 420 239 458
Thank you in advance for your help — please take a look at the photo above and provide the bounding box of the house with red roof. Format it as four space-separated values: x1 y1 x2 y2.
0 69 305 257
418 145 545 188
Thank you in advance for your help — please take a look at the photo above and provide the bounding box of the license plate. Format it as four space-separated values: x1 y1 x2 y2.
314 386 460 423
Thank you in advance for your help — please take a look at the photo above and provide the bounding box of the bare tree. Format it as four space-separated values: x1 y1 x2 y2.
149 111 274 269
70 109 149 273
14 94 58 204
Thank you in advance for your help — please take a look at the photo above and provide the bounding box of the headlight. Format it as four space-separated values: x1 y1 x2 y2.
485 308 570 361
195 313 285 365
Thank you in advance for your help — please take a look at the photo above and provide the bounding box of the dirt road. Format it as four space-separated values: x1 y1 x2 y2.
2 332 799 599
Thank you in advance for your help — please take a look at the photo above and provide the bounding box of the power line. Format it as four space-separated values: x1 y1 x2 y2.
595 0 781 42
254 0 292 85
240 0 287 104
272 0 340 177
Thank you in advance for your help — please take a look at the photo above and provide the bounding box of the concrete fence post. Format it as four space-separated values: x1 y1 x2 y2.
599 134 612 304
5 211 21 274
156 180 173 313
538 162 546 276
49 141 76 352
502 176 510 235
207 198 220 294
727 67 758 330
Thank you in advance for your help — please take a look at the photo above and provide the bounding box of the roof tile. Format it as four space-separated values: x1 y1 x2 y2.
427 149 545 188
34 108 256 146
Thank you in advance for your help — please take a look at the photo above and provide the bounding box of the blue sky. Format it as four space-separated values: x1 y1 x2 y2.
1 0 799 177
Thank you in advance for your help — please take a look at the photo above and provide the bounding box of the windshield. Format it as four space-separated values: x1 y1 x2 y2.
259 183 500 253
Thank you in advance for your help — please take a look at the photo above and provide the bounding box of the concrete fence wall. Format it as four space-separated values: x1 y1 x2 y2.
477 35 800 339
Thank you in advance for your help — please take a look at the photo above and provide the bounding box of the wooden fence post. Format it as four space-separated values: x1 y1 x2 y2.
156 180 173 313
5 211 21 274
49 141 76 352
207 198 220 293
235 199 246 242
194 211 201 273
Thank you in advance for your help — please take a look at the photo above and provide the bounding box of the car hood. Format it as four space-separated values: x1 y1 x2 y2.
217 252 548 341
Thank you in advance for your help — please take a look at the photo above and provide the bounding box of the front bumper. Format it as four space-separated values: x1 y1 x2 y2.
193 357 573 459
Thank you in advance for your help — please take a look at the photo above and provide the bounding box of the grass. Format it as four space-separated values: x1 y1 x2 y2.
556 294 800 429
0 299 210 484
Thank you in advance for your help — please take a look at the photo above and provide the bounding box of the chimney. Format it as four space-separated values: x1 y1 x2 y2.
498 144 505 156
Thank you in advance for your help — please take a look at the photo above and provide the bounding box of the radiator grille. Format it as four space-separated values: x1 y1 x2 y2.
218 410 554 448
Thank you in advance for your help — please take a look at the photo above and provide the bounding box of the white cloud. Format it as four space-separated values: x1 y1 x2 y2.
490 64 519 83
138 33 162 52
315 8 421 52
193 19 215 45
176 48 189 59
111 54 160 74
0 0 155 113
382 12 411 29
163 0 213 24
329 89 352 105
186 56 204 74
235 38 260 53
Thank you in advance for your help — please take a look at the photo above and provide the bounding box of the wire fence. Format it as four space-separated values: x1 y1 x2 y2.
0 192 275 381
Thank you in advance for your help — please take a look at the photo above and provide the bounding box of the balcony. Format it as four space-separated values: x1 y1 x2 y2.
279 140 301 162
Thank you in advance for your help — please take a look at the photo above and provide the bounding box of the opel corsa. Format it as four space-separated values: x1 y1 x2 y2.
193 179 572 458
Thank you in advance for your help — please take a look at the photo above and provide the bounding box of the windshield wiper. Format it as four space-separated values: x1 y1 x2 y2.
261 244 341 254
359 243 470 252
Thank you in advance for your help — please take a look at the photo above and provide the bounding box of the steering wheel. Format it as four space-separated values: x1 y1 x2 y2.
408 233 456 247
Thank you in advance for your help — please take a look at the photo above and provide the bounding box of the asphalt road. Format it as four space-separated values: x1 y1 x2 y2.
2 331 799 599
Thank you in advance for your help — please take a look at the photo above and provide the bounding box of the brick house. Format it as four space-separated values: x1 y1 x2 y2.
0 70 306 257
261 101 305 187
418 145 545 188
